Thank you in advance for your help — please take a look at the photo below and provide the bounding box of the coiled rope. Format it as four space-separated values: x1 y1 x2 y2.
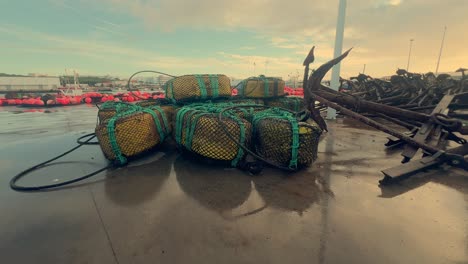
9 133 112 191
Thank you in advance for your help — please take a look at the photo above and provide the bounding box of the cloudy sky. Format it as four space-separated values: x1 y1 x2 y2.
0 0 467 80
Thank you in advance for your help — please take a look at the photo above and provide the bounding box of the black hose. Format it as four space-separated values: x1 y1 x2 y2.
10 133 112 192
76 132 100 145
126 70 176 101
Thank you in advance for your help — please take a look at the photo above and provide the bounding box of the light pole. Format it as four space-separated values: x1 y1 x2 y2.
406 39 414 71
288 73 295 88
435 26 447 75
327 0 347 120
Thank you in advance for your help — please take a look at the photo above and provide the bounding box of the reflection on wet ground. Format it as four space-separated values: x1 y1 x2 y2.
105 150 174 207
175 156 253 213
252 169 328 215
0 106 466 264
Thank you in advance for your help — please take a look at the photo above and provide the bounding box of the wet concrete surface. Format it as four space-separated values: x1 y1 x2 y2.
0 105 467 264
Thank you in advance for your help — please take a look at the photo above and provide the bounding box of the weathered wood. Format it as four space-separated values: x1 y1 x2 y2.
401 95 455 162
314 90 432 122
380 144 468 184
381 156 442 180
313 94 443 154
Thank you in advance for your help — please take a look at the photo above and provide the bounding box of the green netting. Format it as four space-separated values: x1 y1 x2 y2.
96 96 321 172
164 74 231 103
252 108 322 170
265 96 304 112
96 102 169 165
237 75 285 98
174 103 252 166
98 101 139 124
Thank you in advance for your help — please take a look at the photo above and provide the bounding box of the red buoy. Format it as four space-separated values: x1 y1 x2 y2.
85 97 92 104
127 96 135 102
107 95 114 101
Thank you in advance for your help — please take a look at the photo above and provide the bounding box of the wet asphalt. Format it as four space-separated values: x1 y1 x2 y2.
0 105 466 264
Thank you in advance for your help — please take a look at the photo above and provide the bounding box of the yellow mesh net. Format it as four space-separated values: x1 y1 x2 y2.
265 96 304 112
238 76 285 98
95 102 169 164
95 111 167 162
253 109 322 169
98 101 174 133
165 74 231 102
175 105 251 166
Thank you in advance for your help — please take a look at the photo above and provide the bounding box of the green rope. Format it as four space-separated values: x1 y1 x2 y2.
209 74 219 98
228 113 246 167
175 107 192 145
293 97 300 111
174 103 248 166
273 79 278 96
149 105 169 135
141 107 166 141
100 101 137 112
252 108 300 169
183 109 202 149
164 81 169 98
163 79 176 103
289 118 299 169
259 75 269 96
237 80 245 97
169 81 176 103
195 75 208 99
186 112 210 151
105 104 169 165
106 107 141 165
107 118 126 165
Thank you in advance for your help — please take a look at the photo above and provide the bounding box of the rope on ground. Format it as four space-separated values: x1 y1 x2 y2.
9 133 113 192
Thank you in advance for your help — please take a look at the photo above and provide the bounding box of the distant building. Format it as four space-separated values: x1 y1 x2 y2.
113 80 128 87
157 75 172 85
0 76 60 91
65 83 90 89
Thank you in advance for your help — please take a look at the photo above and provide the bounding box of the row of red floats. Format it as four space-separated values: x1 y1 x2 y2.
230 87 304 96
0 91 166 107
0 88 302 107
284 87 304 96
0 97 82 106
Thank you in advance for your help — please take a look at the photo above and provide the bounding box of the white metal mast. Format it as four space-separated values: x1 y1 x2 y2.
327 0 347 120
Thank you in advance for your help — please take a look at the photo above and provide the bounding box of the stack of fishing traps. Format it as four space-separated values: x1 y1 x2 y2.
95 74 322 171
